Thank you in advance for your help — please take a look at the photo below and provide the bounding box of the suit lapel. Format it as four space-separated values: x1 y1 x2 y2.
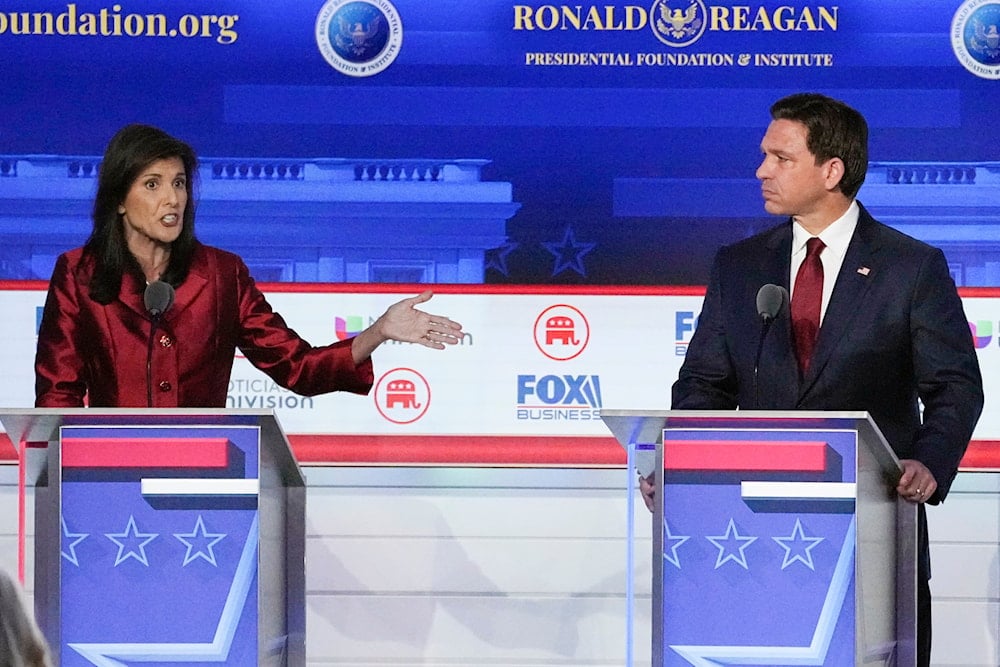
760 225 800 396
166 255 209 322
118 270 148 319
116 247 209 323
799 206 881 398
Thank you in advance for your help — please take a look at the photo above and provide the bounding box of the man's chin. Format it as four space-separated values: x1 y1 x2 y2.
761 200 787 216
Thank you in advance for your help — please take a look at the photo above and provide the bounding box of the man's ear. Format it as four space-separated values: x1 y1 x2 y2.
823 157 845 192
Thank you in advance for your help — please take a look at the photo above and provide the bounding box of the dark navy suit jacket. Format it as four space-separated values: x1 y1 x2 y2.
673 203 983 505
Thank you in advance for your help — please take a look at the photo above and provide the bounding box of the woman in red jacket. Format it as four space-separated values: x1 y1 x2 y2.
35 124 463 408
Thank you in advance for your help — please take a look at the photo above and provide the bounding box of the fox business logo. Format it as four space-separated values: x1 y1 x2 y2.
513 2 838 48
675 310 698 356
516 374 603 421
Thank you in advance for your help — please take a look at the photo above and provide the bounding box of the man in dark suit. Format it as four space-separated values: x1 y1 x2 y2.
647 93 983 666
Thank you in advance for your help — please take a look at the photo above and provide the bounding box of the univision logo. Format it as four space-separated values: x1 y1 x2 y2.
970 320 994 348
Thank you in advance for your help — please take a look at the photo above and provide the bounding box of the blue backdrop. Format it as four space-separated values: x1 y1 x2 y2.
1 0 997 285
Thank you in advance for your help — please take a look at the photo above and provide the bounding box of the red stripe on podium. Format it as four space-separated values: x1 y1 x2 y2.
662 440 827 472
61 438 230 468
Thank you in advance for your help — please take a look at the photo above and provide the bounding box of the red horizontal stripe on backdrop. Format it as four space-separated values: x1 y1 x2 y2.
61 438 230 468
663 440 827 472
957 440 1000 471
2 433 1000 470
289 434 626 466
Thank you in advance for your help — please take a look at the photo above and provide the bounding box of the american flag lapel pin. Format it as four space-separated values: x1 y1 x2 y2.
857 266 871 276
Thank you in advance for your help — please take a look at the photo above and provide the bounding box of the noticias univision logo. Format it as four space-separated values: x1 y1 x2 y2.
334 315 365 341
970 320 995 348
315 0 403 77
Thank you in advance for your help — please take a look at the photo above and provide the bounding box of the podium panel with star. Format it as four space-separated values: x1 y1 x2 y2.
601 410 918 667
2 409 306 667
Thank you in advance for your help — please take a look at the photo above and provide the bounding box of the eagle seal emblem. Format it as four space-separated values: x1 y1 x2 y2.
650 0 707 48
316 0 403 77
952 0 1000 79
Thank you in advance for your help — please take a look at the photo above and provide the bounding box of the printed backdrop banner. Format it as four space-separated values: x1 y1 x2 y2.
2 285 999 461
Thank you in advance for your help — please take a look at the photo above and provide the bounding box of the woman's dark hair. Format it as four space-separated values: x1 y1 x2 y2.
770 92 869 199
85 124 199 304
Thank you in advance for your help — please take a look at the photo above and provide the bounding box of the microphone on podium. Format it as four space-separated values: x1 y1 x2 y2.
144 280 175 319
143 281 175 407
753 284 789 408
756 283 788 324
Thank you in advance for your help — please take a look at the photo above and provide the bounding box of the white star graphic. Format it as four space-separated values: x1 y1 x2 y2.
663 520 691 569
61 517 89 567
70 515 262 666
705 518 758 570
105 515 158 567
671 518 869 666
773 519 825 570
174 515 226 566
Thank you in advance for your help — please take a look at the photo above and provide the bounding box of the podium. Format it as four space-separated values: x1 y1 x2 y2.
1 408 305 666
601 410 917 667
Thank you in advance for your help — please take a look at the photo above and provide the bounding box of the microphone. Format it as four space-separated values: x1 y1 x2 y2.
143 281 175 407
756 283 788 324
753 284 788 408
144 280 175 318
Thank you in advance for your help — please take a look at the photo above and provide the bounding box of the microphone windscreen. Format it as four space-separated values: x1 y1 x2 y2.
756 283 788 321
143 280 175 317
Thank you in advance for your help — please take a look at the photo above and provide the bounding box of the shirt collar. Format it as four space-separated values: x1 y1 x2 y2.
792 200 859 259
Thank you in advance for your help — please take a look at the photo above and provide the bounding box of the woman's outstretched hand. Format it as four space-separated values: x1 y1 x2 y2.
378 290 464 349
351 290 464 363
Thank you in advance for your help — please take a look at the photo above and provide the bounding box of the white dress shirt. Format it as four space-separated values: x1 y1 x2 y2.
789 200 860 326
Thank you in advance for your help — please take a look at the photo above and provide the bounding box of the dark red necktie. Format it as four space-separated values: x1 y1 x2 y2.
791 237 825 374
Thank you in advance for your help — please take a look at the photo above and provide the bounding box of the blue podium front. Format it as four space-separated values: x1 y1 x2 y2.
602 410 917 667
2 409 305 667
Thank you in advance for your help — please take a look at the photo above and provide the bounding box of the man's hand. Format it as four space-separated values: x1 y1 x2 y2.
896 459 937 504
639 474 656 513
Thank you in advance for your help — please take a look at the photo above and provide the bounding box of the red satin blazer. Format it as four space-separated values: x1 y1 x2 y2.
35 244 373 407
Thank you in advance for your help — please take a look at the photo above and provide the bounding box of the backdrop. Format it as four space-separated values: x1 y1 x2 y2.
1 0 999 462
1 0 998 287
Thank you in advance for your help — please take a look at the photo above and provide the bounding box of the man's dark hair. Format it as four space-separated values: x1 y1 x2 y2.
85 124 199 304
770 92 869 199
